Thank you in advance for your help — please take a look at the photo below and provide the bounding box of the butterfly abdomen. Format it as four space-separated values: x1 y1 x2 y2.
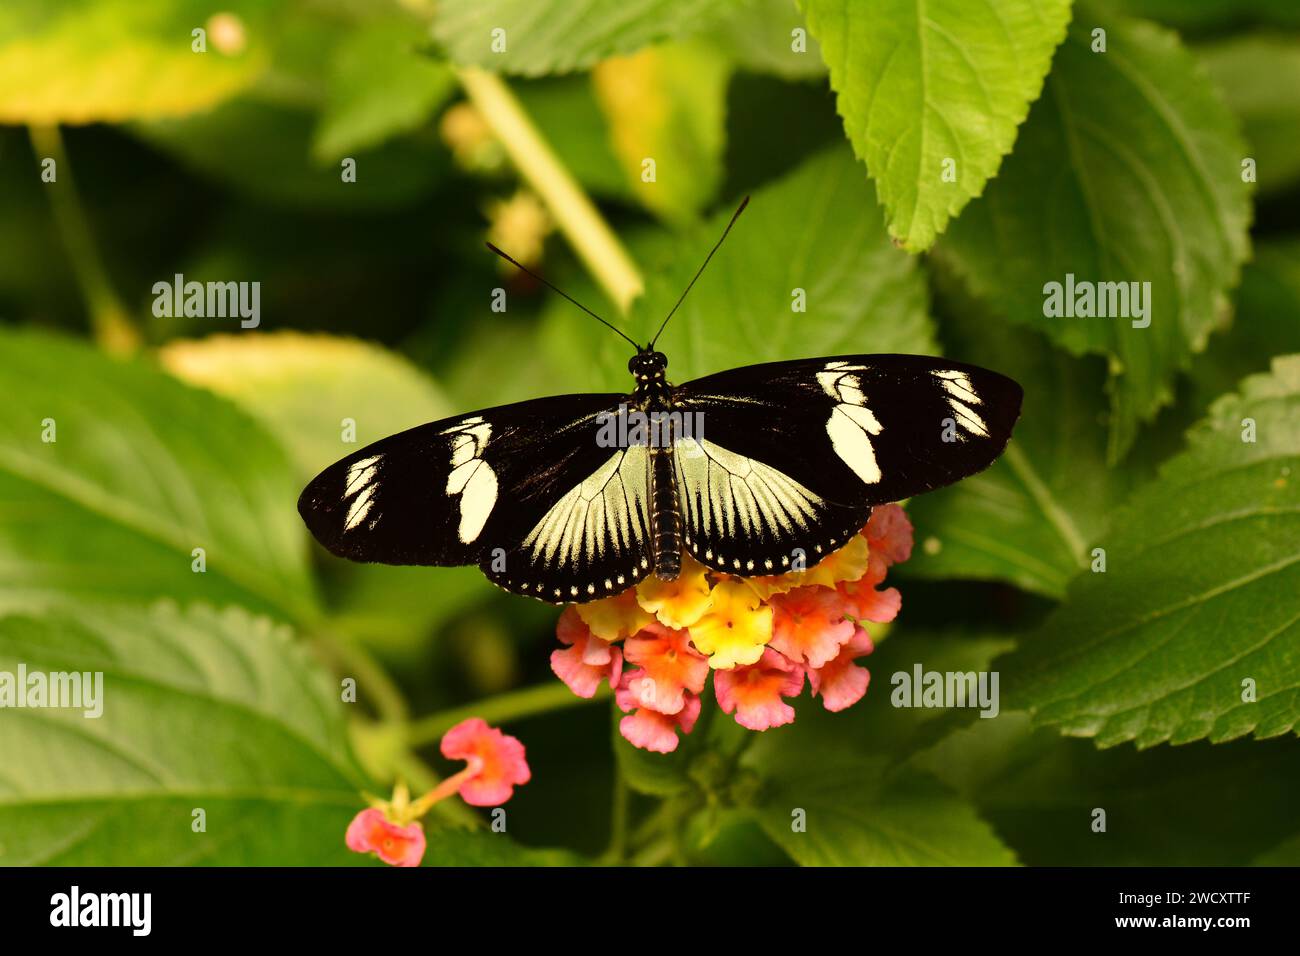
649 436 682 581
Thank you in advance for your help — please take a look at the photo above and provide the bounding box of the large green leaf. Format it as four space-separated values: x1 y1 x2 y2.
919 714 1300 865
1199 35 1300 198
0 330 316 623
0 0 275 123
432 0 729 76
749 748 1018 865
708 0 825 79
311 15 457 162
801 0 1072 251
159 331 455 481
941 10 1254 460
1188 238 1300 416
555 145 937 392
0 603 365 864
741 630 1017 864
904 273 1138 598
1005 356 1300 747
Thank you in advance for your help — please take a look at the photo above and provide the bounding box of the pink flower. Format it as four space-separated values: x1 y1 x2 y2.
345 808 426 867
616 671 702 753
867 504 913 566
551 606 623 697
808 627 874 712
836 580 901 624
622 622 709 715
714 648 804 731
768 585 857 668
440 717 532 806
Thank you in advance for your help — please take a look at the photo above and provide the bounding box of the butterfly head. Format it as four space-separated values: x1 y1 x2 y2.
629 349 668 384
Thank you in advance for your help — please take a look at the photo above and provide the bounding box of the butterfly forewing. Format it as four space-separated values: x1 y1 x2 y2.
669 354 1022 574
297 395 653 598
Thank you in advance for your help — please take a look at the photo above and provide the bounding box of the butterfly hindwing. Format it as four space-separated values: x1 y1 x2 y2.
670 354 1023 573
297 395 653 599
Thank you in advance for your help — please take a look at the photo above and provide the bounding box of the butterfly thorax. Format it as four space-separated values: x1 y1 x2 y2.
628 350 682 580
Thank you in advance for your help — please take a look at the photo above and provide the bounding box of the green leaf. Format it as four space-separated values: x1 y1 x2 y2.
159 331 455 481
592 41 731 225
0 1 273 123
706 0 826 80
132 98 448 210
312 16 457 162
919 714 1300 865
556 145 937 392
1188 239 1300 416
748 747 1018 865
940 10 1254 460
1005 356 1300 748
904 272 1138 598
1198 35 1300 197
421 829 588 865
0 330 316 623
515 77 633 199
801 0 1072 251
432 0 729 76
0 603 366 865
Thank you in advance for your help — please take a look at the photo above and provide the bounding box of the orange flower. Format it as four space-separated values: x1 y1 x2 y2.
623 622 709 715
636 553 713 628
808 627 874 712
345 808 425 867
714 648 804 731
768 585 857 668
440 718 532 807
688 579 774 670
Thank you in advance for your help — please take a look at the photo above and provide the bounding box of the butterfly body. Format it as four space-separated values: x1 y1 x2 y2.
298 349 1023 605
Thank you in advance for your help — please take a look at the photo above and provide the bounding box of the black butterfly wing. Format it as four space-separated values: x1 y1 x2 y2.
670 354 1023 574
297 395 654 603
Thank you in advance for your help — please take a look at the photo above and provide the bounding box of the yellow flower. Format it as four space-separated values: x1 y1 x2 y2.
577 589 654 641
688 580 773 670
800 533 872 589
636 553 713 628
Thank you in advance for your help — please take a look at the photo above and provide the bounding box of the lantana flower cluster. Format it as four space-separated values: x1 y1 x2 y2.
346 717 531 867
551 504 914 752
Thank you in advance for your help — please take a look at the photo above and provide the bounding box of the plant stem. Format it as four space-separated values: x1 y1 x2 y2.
456 66 644 315
27 124 139 354
310 630 409 723
600 769 630 864
406 681 610 746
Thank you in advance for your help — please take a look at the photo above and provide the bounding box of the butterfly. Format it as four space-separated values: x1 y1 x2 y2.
298 199 1023 605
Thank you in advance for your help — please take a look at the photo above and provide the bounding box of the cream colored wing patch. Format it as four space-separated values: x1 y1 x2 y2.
442 417 497 544
934 369 989 439
817 361 883 484
520 445 650 571
674 436 822 541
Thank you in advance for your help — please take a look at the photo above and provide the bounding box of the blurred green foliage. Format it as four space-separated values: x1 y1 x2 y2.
0 0 1297 866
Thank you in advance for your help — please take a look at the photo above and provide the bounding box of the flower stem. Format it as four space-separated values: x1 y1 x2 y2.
406 681 610 746
456 66 644 314
27 124 139 354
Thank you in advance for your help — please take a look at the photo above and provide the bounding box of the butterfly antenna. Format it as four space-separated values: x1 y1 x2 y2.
650 195 750 349
485 242 640 351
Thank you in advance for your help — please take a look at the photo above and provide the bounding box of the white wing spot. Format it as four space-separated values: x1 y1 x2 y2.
442 419 497 543
935 370 989 439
